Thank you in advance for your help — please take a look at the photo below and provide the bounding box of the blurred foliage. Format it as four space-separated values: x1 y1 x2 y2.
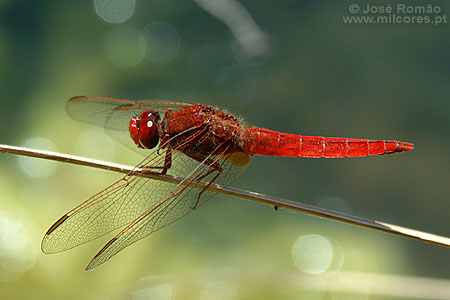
0 0 449 299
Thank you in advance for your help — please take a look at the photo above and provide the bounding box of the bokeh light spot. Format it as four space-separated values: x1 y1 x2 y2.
292 234 334 274
94 0 135 24
0 210 37 282
105 26 145 68
18 138 57 178
141 22 180 64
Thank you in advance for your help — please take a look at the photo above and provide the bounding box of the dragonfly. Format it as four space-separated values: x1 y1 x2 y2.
41 96 414 270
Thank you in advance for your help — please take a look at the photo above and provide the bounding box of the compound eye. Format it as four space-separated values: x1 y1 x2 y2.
137 114 160 149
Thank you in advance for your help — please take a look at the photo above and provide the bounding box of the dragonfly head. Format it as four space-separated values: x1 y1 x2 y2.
129 110 161 149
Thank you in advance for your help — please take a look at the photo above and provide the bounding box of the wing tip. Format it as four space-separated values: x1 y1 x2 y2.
85 237 118 271
41 214 70 254
41 242 53 254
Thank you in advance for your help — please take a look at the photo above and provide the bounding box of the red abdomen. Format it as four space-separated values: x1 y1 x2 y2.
241 127 414 158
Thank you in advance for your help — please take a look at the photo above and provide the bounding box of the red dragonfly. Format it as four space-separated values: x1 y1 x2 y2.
41 96 414 270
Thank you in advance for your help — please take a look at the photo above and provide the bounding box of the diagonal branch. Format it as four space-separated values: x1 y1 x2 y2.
1 143 449 248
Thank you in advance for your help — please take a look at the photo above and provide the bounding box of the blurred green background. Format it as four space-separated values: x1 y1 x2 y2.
0 0 449 299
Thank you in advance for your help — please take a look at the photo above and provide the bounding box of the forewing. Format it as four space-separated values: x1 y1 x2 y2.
66 96 193 154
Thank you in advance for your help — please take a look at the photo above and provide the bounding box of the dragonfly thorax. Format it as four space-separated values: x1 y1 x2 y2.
129 110 161 149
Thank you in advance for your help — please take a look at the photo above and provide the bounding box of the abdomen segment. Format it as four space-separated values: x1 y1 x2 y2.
242 127 414 158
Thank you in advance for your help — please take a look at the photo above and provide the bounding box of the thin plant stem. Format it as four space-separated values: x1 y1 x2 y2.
1 143 449 248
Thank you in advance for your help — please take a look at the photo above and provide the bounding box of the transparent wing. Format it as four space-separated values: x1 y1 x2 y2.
41 127 250 269
66 96 193 153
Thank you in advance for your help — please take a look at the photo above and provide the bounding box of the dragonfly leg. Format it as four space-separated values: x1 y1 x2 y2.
186 153 223 210
193 163 222 210
161 148 172 175
157 134 171 155
139 147 172 174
